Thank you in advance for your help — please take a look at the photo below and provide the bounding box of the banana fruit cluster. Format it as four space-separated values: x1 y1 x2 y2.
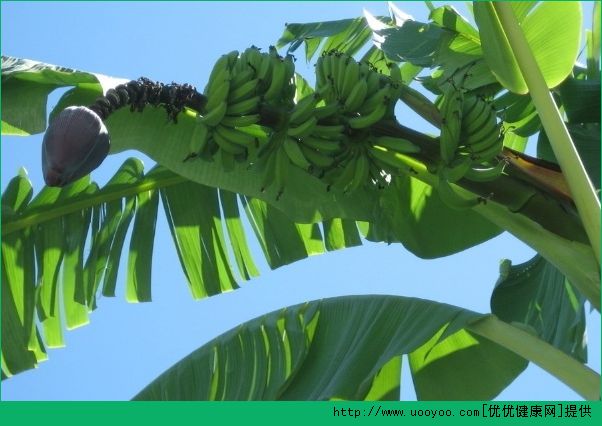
437 84 506 209
187 48 422 199
185 47 295 169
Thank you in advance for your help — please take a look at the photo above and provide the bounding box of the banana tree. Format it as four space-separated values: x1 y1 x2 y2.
1 2 600 400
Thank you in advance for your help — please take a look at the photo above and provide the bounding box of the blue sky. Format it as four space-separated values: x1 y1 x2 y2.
1 1 599 400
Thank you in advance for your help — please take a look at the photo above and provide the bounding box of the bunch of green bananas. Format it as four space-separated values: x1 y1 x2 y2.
437 83 506 209
185 47 296 169
294 51 420 195
187 48 424 199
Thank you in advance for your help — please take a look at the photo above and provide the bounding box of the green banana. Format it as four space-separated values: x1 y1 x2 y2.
439 86 464 165
264 57 286 101
230 69 255 90
329 154 358 192
372 136 420 154
199 101 227 127
440 155 472 183
215 124 257 148
464 160 507 182
341 58 360 100
301 135 341 153
347 152 369 193
470 133 504 163
184 121 210 161
227 96 261 116
288 116 318 138
220 114 261 128
228 79 259 103
290 94 319 125
367 145 411 173
213 127 247 155
312 124 345 140
343 79 368 113
348 101 387 129
358 84 391 116
314 103 340 120
462 98 496 137
204 78 230 112
283 136 312 170
300 144 336 168
204 54 232 94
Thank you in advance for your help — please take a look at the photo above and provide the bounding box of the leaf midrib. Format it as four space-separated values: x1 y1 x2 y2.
2 173 187 236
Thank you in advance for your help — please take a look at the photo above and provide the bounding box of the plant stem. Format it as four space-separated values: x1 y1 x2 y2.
494 2 601 265
468 315 600 400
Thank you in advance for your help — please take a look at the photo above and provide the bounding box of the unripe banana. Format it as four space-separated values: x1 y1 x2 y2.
283 137 312 170
358 84 391 116
227 96 261 116
464 159 507 182
299 144 336 168
329 154 358 192
314 103 340 120
215 124 257 148
470 132 504 163
213 127 247 155
301 135 341 153
257 54 273 83
464 113 500 149
289 94 319 125
462 98 495 137
228 79 259 103
287 116 318 138
372 136 420 154
205 54 232 94
341 58 360 100
204 79 230 112
221 114 261 128
348 101 387 129
441 155 472 183
184 121 210 161
263 57 286 101
312 124 345 140
439 86 464 165
199 101 227 127
367 145 412 173
347 152 370 193
230 69 255 90
343 79 368 113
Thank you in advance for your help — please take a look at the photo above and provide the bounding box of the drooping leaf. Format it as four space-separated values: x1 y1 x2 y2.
409 327 527 400
558 78 601 124
474 2 582 94
373 176 502 259
1 55 125 135
537 123 600 190
0 162 371 378
491 255 587 362
277 17 376 61
133 295 525 401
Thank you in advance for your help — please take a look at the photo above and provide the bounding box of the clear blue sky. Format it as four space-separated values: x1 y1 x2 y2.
1 1 599 400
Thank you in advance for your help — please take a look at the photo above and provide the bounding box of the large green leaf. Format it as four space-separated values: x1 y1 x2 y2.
0 162 364 378
474 2 582 94
1 55 125 135
491 255 587 362
276 17 377 62
537 123 600 190
409 328 527 400
368 177 501 259
133 295 525 401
